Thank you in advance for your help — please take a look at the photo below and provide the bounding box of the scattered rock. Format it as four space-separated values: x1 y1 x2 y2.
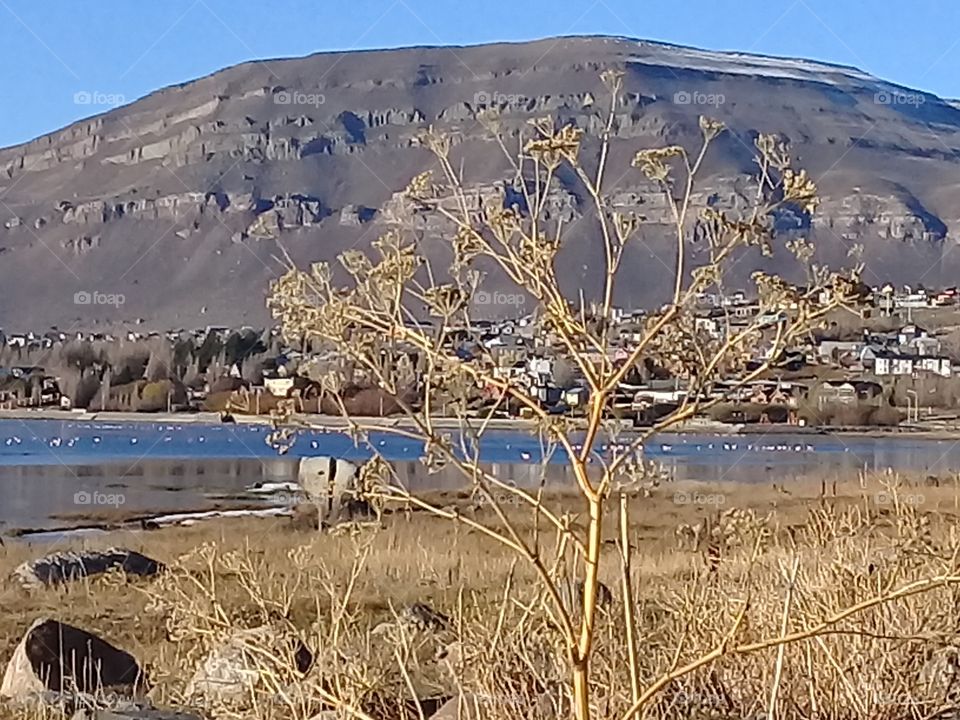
430 695 476 720
400 603 450 633
69 698 202 720
184 625 313 707
298 456 374 526
12 548 164 589
574 580 613 609
371 603 451 640
0 621 44 700
1 619 146 700
338 204 377 226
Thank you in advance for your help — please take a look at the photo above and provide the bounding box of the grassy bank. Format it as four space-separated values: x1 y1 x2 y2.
2 475 960 718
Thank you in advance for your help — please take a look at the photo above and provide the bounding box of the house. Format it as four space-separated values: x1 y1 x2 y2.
729 302 760 320
873 353 952 377
563 387 589 408
894 286 931 309
720 291 748 307
817 380 884 405
817 340 863 364
756 310 787 328
632 387 686 408
905 335 941 357
859 343 887 367
934 288 959 306
897 325 929 345
694 315 723 339
916 356 952 377
874 353 916 376
264 376 296 397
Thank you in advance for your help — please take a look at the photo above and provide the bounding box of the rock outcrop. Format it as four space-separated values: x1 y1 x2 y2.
1 619 146 700
12 548 164 589
184 625 313 709
296 456 376 526
1 36 959 327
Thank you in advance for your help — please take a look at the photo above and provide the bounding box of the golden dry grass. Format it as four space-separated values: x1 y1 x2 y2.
2 473 960 719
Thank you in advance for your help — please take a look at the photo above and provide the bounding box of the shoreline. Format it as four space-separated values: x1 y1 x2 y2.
0 408 959 440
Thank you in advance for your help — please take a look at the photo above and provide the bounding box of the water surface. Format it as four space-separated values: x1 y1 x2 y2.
2 419 959 530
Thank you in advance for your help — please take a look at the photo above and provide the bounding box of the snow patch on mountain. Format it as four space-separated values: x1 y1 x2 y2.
625 39 921 96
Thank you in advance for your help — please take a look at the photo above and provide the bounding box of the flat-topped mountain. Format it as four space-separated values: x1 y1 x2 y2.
3 36 960 329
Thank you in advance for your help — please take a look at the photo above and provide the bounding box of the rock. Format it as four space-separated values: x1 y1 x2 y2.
246 210 281 238
184 625 313 707
1 692 198 720
0 621 45 699
400 603 450 633
574 580 613 609
430 695 475 720
12 548 164 589
1 619 146 699
298 456 372 526
69 699 202 720
371 603 450 640
338 204 377 226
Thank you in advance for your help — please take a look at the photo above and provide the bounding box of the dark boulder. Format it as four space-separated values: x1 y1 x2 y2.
13 548 164 589
9 619 147 696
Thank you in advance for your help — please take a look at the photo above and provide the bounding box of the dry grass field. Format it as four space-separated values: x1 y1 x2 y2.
3 473 960 719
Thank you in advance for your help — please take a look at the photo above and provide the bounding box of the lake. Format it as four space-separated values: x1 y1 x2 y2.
1 418 960 531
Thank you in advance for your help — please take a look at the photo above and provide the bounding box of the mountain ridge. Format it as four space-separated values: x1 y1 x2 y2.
1 35 958 330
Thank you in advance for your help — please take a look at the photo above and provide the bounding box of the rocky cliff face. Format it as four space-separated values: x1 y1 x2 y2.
2 36 959 329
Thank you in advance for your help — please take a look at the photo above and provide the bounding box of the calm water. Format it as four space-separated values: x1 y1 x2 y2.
1 418 960 530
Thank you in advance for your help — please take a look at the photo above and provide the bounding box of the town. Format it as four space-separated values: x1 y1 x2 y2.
2 282 958 430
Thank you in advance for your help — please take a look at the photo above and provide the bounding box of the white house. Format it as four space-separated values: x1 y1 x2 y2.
873 353 915 376
916 356 952 377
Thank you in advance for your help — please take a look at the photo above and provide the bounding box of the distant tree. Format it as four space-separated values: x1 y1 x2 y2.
172 337 196 378
240 356 264 385
144 344 173 382
196 332 223 372
74 370 102 409
182 358 202 389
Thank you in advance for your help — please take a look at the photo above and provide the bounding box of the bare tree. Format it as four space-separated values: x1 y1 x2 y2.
268 72 867 719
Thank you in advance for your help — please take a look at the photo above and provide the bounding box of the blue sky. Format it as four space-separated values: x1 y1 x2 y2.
1 0 958 148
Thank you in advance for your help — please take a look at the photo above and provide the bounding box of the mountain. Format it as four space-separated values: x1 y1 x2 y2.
2 35 960 330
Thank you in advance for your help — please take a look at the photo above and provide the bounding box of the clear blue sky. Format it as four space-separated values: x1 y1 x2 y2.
1 0 958 148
